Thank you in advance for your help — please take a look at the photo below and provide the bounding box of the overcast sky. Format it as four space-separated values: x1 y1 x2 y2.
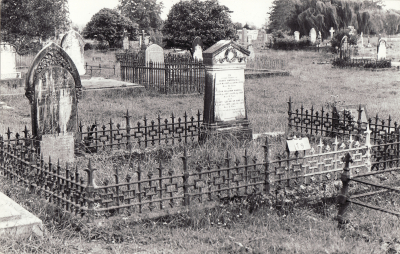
69 0 400 29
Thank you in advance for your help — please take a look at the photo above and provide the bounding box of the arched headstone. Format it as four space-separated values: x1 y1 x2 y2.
294 31 300 41
25 42 81 163
377 39 386 60
145 44 164 64
192 36 203 61
309 28 316 44
61 30 86 75
340 36 349 59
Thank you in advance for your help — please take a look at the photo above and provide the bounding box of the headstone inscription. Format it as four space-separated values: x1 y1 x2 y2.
192 36 203 61
0 43 21 80
202 40 252 140
61 30 86 76
294 31 300 41
309 28 317 44
377 39 386 60
25 42 82 163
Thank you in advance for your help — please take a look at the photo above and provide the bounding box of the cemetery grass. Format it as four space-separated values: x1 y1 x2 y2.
2 48 400 253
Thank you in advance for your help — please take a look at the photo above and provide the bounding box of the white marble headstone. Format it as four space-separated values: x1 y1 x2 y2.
0 43 20 79
377 39 386 60
294 31 300 41
309 28 316 43
61 30 86 75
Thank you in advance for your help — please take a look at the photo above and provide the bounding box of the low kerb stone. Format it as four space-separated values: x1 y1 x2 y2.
0 192 43 238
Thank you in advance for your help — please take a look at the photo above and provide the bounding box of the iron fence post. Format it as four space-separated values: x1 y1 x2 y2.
182 147 190 206
337 152 353 227
263 137 271 193
84 160 97 221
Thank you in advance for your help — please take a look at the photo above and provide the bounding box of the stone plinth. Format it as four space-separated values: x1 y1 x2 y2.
0 192 43 238
201 40 252 141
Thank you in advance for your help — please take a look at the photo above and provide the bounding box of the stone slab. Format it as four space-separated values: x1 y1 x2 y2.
81 77 145 90
0 192 43 238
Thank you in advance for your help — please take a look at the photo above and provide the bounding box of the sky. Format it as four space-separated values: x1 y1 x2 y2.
69 0 400 29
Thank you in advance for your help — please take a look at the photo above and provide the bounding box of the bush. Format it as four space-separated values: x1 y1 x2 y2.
271 37 311 50
332 58 391 68
84 43 93 51
95 43 109 50
331 30 357 50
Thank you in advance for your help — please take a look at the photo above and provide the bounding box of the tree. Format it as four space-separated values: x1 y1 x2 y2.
1 0 70 52
267 0 296 33
118 0 163 32
162 0 237 50
233 22 243 30
83 8 138 48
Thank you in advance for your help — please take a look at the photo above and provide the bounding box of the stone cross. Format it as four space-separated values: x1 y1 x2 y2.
329 27 335 40
25 42 82 163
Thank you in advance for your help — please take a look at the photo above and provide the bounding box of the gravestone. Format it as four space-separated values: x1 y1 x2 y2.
242 28 248 46
360 32 364 48
340 36 349 59
61 30 86 76
0 43 21 80
192 36 203 61
294 31 300 41
329 27 335 40
123 36 129 50
201 40 252 140
309 28 317 44
25 42 81 163
248 45 255 60
377 39 386 60
145 44 164 64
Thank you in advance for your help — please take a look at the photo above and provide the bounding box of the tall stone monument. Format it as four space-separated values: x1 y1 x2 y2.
201 40 252 140
377 39 386 60
294 31 300 41
192 36 203 61
25 42 81 163
309 28 317 44
61 30 86 76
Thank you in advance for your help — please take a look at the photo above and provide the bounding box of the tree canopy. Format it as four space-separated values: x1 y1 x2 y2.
269 0 400 37
118 0 163 32
1 0 70 52
162 0 237 50
83 8 138 48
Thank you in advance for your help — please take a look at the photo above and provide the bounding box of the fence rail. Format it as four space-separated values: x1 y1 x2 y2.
117 53 205 94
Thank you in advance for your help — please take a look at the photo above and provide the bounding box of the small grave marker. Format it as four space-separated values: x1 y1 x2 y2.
377 39 386 60
287 137 311 152
309 28 317 44
192 36 203 61
329 27 335 40
294 31 300 41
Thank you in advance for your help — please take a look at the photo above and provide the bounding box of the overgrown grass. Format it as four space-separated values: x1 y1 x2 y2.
2 45 400 253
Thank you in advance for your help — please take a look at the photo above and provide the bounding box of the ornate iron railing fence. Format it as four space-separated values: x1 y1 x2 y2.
77 111 202 152
116 53 205 94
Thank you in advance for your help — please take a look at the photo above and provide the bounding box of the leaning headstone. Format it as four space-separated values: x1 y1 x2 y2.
202 40 252 140
0 43 21 79
192 36 203 61
294 31 300 41
61 30 86 76
309 28 317 44
377 39 386 60
248 44 255 60
25 42 81 163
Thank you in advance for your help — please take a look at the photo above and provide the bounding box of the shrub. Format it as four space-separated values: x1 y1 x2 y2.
84 43 93 51
271 37 311 50
332 58 391 68
95 43 109 50
331 30 357 50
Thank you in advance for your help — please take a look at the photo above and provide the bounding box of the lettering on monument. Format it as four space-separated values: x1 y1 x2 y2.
214 71 245 121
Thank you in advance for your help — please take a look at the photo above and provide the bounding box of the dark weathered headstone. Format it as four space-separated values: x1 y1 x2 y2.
61 30 86 75
201 40 252 140
192 36 203 61
25 42 81 163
